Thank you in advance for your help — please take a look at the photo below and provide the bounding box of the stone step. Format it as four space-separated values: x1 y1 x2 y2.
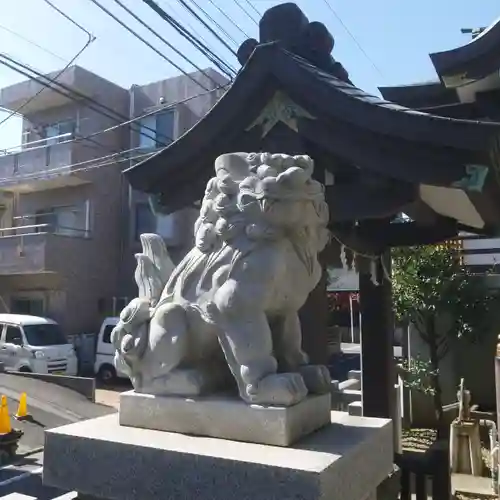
452 473 497 498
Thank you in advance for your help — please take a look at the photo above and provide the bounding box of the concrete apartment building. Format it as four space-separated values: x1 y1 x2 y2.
0 65 226 335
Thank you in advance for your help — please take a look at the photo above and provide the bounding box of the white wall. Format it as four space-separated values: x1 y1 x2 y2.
462 237 500 267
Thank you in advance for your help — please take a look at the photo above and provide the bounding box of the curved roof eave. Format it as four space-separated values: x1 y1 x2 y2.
273 49 500 151
430 17 500 86
378 81 458 108
125 43 500 192
125 45 273 192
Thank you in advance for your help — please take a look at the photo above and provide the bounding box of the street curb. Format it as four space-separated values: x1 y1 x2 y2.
16 446 44 459
0 446 44 471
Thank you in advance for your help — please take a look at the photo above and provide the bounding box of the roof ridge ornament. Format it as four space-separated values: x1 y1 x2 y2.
237 2 351 83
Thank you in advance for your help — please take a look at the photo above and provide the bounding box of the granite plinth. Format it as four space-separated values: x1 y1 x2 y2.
43 412 393 500
119 390 331 446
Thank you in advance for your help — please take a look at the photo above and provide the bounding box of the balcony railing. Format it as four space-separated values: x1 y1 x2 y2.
0 138 76 188
0 223 90 275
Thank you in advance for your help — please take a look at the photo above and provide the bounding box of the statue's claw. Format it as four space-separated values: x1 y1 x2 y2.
248 373 308 406
298 365 331 394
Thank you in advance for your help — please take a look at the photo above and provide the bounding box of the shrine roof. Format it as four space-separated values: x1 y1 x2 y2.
126 42 500 189
125 3 500 236
379 81 458 109
430 17 500 87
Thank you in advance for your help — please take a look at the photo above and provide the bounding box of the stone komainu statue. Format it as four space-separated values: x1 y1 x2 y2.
111 152 331 406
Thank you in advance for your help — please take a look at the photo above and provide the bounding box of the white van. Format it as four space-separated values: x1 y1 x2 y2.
94 317 128 382
0 314 78 375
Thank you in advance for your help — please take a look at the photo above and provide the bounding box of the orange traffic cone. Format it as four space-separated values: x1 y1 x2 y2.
15 392 30 421
0 395 12 434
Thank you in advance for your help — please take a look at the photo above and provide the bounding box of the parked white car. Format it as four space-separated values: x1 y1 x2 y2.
94 317 128 382
0 314 78 375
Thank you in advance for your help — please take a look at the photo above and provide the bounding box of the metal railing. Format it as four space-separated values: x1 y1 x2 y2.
0 132 73 156
0 223 90 238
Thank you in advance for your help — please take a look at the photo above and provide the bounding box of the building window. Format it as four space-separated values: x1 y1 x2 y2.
156 213 176 240
135 203 155 240
138 110 174 150
43 120 75 146
34 201 90 237
11 297 45 316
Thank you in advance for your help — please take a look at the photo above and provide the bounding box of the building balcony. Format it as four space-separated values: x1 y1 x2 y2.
0 224 89 275
0 140 87 192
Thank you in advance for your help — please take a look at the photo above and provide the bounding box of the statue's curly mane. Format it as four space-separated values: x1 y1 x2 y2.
193 153 330 259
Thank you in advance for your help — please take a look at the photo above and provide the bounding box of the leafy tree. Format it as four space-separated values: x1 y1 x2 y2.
392 244 498 434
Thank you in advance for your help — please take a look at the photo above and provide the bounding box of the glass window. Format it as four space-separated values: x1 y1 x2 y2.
45 125 60 146
43 120 75 145
156 213 176 239
138 115 157 150
138 110 174 150
58 121 75 138
155 111 174 146
23 324 67 346
34 202 89 237
11 298 45 316
102 325 114 344
135 203 155 240
5 326 23 345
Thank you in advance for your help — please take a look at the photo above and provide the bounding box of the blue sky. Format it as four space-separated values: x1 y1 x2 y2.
0 0 498 148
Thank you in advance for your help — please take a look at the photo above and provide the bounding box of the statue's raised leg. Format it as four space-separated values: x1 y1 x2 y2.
275 312 331 395
216 309 308 407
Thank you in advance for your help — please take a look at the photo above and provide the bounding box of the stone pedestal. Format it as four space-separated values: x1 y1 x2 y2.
119 390 331 446
43 412 393 500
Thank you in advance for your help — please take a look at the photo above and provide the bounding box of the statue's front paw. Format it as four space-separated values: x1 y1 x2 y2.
120 297 151 326
249 373 308 406
298 365 331 394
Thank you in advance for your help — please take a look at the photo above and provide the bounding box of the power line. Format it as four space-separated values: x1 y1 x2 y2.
319 0 384 80
0 52 162 145
0 2 96 128
0 24 67 63
109 0 222 88
2 83 228 155
0 39 95 129
0 81 229 183
185 0 241 47
242 0 261 17
173 0 238 57
0 147 162 184
232 0 259 26
143 0 236 78
159 0 225 61
41 0 94 39
87 0 216 91
206 0 250 39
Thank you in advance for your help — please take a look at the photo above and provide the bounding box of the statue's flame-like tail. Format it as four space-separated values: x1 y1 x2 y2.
135 233 176 305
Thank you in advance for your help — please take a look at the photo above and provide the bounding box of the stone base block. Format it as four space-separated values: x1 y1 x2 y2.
43 412 393 500
119 390 331 446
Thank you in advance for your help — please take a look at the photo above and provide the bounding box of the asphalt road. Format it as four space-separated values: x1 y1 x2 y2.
0 374 116 454
0 452 75 499
0 375 117 499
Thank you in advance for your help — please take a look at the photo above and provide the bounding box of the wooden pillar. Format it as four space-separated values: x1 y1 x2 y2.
299 256 329 365
359 251 395 419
